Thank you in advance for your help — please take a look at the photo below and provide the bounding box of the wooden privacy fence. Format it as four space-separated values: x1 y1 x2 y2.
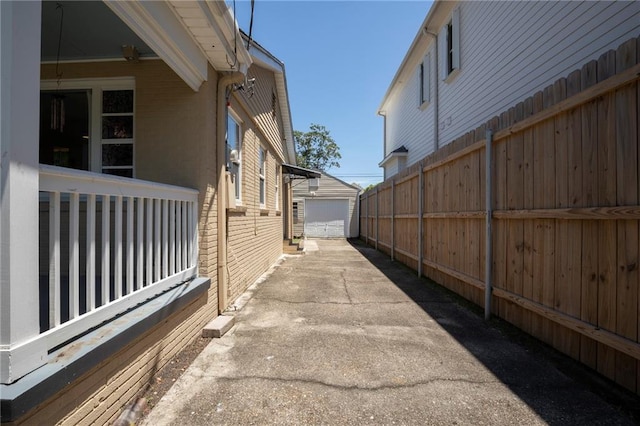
360 37 640 395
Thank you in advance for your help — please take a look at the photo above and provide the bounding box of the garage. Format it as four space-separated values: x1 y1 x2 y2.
304 199 350 238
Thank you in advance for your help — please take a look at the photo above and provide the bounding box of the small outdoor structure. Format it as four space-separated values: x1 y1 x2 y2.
293 172 360 238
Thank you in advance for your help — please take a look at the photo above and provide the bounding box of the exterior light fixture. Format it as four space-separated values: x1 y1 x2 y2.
122 45 139 62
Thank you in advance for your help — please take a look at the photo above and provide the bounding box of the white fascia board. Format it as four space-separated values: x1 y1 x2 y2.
243 36 295 163
104 0 208 92
248 42 295 164
378 151 408 168
276 71 297 165
377 0 455 113
207 1 252 73
250 42 285 74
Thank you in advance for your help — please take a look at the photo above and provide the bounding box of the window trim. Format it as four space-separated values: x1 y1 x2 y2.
259 146 266 208
275 164 280 211
41 77 136 177
419 54 431 108
440 7 460 83
227 109 243 205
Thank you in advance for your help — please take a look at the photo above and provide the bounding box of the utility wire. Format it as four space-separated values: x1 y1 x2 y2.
246 0 255 51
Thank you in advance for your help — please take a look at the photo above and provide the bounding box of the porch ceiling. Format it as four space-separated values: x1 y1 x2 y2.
41 1 155 62
41 1 251 90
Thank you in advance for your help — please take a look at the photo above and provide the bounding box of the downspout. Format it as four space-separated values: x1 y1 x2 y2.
424 29 439 151
217 72 245 314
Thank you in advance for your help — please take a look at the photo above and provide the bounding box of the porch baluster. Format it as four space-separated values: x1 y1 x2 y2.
126 196 134 294
145 198 153 286
154 199 161 281
176 201 182 272
181 201 188 268
101 195 110 305
87 194 96 311
49 191 61 328
69 192 80 319
114 196 123 299
191 201 197 267
162 200 168 279
169 200 176 275
137 197 144 290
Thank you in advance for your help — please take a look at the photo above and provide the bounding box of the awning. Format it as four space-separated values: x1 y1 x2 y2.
282 163 321 179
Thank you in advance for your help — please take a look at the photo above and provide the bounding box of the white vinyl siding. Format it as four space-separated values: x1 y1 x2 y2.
384 46 436 169
382 0 640 178
437 0 640 145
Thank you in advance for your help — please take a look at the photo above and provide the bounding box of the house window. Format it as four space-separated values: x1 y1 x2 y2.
227 111 242 203
419 54 430 106
259 147 266 207
101 90 134 177
293 202 299 224
40 78 135 176
275 165 280 210
440 7 460 80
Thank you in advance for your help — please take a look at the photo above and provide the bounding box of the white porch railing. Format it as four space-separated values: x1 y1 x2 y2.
39 165 198 351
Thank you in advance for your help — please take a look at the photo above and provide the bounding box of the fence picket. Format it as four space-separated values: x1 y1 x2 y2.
614 38 638 392
359 38 640 394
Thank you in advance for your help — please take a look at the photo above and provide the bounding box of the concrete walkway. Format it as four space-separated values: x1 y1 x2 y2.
143 239 637 425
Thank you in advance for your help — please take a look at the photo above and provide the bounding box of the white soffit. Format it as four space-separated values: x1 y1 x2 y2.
170 1 252 74
104 1 252 92
105 1 208 91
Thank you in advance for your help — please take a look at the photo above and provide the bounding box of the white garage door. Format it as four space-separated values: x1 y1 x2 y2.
304 199 350 238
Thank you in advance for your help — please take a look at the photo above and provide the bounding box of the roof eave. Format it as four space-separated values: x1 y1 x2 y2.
377 0 448 113
243 33 296 164
378 151 408 168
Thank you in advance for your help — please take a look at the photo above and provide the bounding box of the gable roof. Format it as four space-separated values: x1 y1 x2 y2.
318 172 362 192
241 31 297 165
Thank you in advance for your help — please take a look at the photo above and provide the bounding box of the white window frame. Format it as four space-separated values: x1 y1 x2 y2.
275 164 280 211
419 54 431 108
227 109 243 204
41 77 136 176
259 147 266 208
439 7 460 82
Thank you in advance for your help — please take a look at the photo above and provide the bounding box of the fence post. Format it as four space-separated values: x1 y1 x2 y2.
365 193 369 244
375 186 379 250
485 129 494 320
418 164 424 277
391 180 395 261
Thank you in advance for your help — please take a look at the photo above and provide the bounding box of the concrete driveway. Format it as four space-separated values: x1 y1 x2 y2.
143 239 637 425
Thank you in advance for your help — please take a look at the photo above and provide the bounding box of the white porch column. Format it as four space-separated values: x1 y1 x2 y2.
0 1 46 383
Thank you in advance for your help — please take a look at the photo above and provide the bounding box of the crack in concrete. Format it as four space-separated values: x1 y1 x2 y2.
253 297 453 306
215 374 498 392
340 270 354 304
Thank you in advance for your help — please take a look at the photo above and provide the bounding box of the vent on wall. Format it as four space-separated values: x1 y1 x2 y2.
308 178 319 192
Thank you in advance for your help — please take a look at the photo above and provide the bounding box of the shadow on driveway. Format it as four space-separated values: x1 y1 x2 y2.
348 238 640 425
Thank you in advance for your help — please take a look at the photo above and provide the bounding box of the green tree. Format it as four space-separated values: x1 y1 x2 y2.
294 123 341 171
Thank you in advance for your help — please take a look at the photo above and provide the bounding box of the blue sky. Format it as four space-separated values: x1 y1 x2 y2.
231 1 431 188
